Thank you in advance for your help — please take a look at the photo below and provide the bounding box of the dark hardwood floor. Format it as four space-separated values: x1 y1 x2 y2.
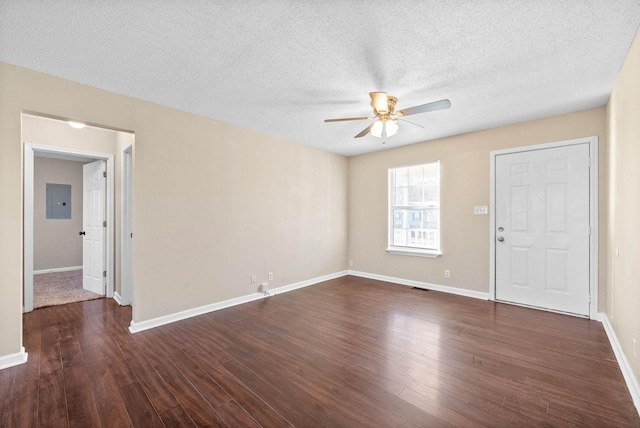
1 275 638 427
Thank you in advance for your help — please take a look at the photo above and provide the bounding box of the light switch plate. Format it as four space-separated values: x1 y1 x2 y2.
474 205 488 215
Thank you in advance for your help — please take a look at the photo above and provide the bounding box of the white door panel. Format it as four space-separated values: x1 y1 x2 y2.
83 160 106 295
495 144 590 315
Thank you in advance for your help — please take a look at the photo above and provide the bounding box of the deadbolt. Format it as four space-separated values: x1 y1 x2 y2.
498 226 504 232
497 236 504 242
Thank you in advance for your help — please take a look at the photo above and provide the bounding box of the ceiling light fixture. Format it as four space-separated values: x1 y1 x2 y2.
385 119 399 136
370 121 383 138
370 119 398 138
68 121 86 129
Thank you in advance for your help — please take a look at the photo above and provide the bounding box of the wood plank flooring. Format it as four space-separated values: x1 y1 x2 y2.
1 275 638 427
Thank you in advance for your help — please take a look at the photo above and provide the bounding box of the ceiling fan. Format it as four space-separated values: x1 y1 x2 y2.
324 92 451 139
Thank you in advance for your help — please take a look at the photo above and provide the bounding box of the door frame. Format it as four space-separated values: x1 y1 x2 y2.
119 143 133 306
24 143 115 312
489 136 599 319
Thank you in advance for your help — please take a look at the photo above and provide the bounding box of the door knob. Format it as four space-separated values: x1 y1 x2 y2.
497 236 504 242
79 231 86 236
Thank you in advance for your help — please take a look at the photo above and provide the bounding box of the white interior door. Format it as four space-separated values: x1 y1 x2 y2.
83 160 106 295
495 143 590 316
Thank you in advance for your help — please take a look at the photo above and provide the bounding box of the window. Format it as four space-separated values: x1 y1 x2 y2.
387 162 440 257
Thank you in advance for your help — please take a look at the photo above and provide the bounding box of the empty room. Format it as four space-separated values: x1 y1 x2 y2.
1 2 639 427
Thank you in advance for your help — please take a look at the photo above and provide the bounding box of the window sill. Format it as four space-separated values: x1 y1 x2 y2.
385 247 442 258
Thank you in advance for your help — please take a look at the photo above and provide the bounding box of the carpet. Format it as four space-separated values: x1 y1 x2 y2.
34 269 103 309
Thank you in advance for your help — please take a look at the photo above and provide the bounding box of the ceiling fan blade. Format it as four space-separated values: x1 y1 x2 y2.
398 99 451 116
354 123 374 138
397 119 421 135
369 92 389 114
324 116 371 123
398 118 424 129
397 118 424 134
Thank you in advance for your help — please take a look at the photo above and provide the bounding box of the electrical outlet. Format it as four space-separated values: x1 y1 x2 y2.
268 272 274 281
250 275 256 284
349 260 354 267
444 269 451 278
260 283 269 293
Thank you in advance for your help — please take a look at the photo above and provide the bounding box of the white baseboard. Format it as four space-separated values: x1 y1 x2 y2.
599 313 640 415
0 347 28 371
348 270 491 301
269 270 348 295
113 292 123 306
128 270 349 334
33 266 82 275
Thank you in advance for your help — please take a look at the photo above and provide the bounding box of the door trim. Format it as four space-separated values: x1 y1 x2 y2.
120 143 133 306
24 143 115 312
489 136 598 319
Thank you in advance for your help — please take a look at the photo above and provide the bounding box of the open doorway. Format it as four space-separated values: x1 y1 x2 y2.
32 155 106 308
22 113 134 312
25 145 114 312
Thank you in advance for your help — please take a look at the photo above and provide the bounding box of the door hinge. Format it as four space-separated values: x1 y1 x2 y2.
587 157 591 168
103 270 107 278
103 171 107 178
103 220 107 227
588 225 591 236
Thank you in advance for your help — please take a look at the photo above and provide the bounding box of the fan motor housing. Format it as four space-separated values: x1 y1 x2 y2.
386 96 397 114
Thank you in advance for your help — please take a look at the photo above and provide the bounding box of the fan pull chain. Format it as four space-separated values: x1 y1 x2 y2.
382 123 387 149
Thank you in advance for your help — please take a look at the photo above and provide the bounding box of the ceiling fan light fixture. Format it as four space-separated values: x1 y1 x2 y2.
371 119 399 138
371 120 384 138
386 119 399 137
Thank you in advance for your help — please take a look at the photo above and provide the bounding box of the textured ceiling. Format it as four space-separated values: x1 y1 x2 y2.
1 1 639 156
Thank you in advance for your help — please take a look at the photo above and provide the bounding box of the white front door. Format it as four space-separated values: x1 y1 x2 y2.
82 160 106 295
495 143 590 316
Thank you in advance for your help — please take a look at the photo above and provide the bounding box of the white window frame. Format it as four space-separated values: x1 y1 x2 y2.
386 161 441 258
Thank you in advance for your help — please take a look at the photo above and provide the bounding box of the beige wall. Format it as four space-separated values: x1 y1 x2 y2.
23 114 121 151
33 157 84 270
0 62 348 358
349 108 607 302
606 27 640 387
